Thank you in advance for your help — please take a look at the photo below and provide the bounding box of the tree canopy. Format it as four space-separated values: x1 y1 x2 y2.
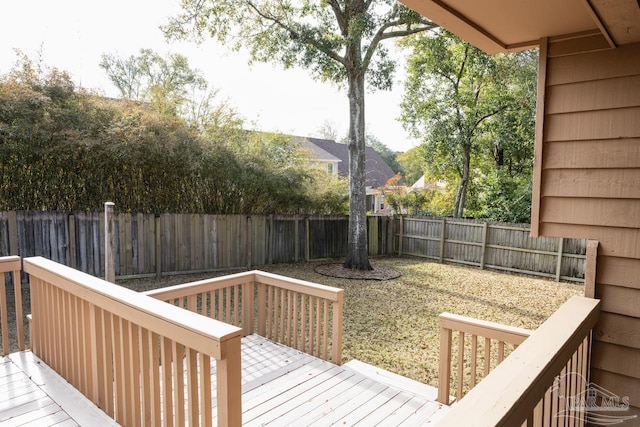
400 31 537 220
164 0 437 269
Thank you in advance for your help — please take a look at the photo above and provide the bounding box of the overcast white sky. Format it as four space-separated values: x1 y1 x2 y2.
0 0 419 152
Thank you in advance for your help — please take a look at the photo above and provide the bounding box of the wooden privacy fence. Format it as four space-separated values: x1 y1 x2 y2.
0 211 392 280
1 210 585 282
397 216 587 282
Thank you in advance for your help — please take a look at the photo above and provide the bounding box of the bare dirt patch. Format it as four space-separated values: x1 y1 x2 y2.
315 263 402 280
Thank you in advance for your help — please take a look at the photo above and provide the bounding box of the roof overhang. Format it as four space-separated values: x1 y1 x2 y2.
399 0 640 53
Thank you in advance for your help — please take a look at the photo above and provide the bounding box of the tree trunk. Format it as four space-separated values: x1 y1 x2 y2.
343 65 372 270
453 146 471 218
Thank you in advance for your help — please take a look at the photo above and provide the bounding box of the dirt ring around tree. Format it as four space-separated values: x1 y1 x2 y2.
314 263 402 281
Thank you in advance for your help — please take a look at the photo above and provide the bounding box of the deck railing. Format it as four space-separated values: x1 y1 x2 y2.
438 312 532 404
24 256 243 427
435 296 600 426
144 270 344 365
0 256 24 355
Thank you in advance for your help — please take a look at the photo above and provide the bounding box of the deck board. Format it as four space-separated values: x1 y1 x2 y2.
0 335 448 426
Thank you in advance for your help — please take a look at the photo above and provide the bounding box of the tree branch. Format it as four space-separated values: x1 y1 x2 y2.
326 0 348 36
471 106 507 133
245 0 348 67
363 18 437 70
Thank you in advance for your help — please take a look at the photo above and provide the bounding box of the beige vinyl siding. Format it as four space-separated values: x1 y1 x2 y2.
537 39 640 411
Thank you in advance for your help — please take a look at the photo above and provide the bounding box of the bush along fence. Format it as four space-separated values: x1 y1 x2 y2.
0 209 585 282
396 216 586 283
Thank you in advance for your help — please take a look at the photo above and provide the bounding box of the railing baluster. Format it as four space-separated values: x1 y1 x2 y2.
234 285 240 326
199 353 213 427
323 300 329 361
543 386 552 427
225 287 232 325
186 348 198 426
470 334 478 388
160 336 173 427
310 297 316 356
293 291 299 349
457 331 465 401
279 287 286 343
315 298 321 358
484 337 491 376
286 290 292 346
173 342 185 427
301 294 307 353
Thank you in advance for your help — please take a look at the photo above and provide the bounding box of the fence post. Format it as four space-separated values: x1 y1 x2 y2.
155 214 162 278
584 240 599 298
555 237 564 282
68 214 77 269
104 202 116 283
268 215 274 265
246 216 252 269
305 216 310 262
440 218 446 262
398 216 404 256
8 211 18 256
480 222 488 269
294 216 299 262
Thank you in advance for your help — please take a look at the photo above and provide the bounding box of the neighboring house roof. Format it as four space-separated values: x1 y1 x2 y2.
298 138 341 163
304 137 396 189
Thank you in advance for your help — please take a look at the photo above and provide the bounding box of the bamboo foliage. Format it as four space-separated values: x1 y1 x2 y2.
0 60 346 215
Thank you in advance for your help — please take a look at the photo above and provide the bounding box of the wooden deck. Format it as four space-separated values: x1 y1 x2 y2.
0 335 448 426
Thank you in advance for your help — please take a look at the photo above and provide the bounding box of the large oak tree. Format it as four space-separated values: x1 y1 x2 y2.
163 0 436 270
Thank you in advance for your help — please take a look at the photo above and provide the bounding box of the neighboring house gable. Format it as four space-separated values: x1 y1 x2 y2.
298 138 341 178
410 175 446 192
299 136 397 214
304 137 396 189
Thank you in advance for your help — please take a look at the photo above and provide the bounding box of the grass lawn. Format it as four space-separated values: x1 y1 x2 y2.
118 255 583 389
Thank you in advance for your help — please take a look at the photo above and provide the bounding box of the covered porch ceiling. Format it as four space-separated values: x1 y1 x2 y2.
399 0 640 53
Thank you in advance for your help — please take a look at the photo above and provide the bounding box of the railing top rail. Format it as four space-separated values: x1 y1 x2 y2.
439 312 532 344
144 270 344 303
435 295 600 427
253 270 344 302
24 257 242 359
143 270 256 299
0 256 21 272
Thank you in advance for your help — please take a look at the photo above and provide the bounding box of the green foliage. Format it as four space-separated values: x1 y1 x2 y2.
0 56 345 214
164 1 433 90
476 169 532 223
400 30 536 219
396 145 428 186
100 49 212 125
